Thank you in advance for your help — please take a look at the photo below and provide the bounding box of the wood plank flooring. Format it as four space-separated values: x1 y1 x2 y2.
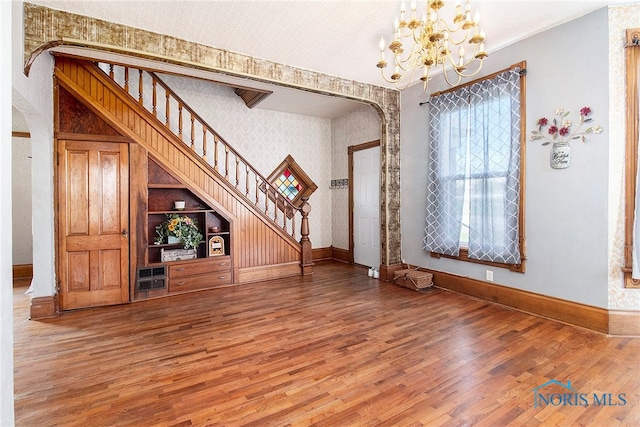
13 262 640 426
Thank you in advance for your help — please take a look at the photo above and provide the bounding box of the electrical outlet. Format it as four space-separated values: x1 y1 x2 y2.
486 270 494 282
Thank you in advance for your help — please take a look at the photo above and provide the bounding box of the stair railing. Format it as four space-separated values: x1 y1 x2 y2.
97 62 303 241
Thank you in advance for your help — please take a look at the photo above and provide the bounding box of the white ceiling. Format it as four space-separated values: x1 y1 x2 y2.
26 0 627 118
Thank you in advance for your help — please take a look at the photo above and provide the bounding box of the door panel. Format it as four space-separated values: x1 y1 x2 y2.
58 140 130 310
353 146 380 267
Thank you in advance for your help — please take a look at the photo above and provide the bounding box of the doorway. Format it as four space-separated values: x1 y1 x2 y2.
57 139 130 310
349 140 381 268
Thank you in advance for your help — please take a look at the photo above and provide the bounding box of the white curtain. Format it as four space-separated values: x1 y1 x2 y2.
466 69 522 264
424 67 522 264
423 88 470 256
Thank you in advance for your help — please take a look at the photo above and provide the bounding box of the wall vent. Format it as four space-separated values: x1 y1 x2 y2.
136 266 166 291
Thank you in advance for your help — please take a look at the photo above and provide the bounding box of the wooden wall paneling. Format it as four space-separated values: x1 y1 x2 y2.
130 143 150 301
54 56 302 277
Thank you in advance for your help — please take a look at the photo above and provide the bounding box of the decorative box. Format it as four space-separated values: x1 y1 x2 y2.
160 248 197 262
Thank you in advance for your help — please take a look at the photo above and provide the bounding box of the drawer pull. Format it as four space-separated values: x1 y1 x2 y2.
175 267 186 272
175 281 185 286
219 276 227 279
219 262 227 266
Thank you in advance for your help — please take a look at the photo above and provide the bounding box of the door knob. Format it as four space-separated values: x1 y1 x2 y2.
122 229 128 238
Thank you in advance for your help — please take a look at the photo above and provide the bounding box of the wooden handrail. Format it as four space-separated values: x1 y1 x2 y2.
150 72 286 203
96 62 304 240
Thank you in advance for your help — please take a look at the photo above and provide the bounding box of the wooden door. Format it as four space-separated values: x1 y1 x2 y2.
353 146 380 268
58 140 130 310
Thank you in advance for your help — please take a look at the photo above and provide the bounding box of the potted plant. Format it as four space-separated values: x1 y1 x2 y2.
154 214 203 249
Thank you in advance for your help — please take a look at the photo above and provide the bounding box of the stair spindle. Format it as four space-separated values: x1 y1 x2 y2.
190 114 195 150
214 136 219 171
138 70 143 104
178 103 183 140
109 64 114 79
291 214 296 238
274 193 279 223
165 91 171 127
235 158 240 187
246 168 250 197
202 127 208 160
124 67 129 94
255 176 259 206
265 187 269 214
225 146 230 179
152 79 157 117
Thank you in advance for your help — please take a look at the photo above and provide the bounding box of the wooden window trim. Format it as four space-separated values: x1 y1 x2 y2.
429 61 527 273
622 29 640 288
266 155 318 210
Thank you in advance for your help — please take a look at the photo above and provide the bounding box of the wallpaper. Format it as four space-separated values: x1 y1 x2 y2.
607 4 640 310
159 74 333 248
331 106 381 250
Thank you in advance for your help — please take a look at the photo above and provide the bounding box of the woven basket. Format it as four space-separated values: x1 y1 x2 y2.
393 269 433 290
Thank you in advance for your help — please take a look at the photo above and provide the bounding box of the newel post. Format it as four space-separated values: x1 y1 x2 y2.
299 197 314 275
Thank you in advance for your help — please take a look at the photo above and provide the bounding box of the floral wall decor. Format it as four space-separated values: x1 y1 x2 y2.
530 107 603 169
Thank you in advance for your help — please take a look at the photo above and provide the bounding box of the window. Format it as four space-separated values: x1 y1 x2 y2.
265 155 317 216
423 62 526 272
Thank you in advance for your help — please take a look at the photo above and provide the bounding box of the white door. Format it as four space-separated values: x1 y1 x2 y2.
353 146 380 268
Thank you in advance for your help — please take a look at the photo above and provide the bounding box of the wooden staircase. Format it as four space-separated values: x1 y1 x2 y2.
53 56 313 283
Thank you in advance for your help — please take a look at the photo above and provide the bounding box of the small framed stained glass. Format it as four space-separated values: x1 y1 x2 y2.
265 155 317 210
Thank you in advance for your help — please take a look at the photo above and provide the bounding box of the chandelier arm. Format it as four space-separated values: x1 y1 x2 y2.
394 65 420 91
441 66 463 87
454 58 486 78
390 37 425 73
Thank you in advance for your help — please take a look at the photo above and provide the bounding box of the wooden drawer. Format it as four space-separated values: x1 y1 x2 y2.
168 256 231 279
169 271 232 293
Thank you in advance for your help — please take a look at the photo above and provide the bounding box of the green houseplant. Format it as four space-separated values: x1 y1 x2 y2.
154 214 203 249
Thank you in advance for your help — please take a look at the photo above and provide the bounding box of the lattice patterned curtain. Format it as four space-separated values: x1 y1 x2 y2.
423 88 470 256
424 67 522 264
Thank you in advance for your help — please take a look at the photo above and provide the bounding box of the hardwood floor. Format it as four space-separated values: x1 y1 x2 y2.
13 262 640 426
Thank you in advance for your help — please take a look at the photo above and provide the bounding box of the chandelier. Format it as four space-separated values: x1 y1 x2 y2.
376 0 488 91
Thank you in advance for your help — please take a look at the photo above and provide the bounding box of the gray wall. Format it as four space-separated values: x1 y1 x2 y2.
401 8 609 308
